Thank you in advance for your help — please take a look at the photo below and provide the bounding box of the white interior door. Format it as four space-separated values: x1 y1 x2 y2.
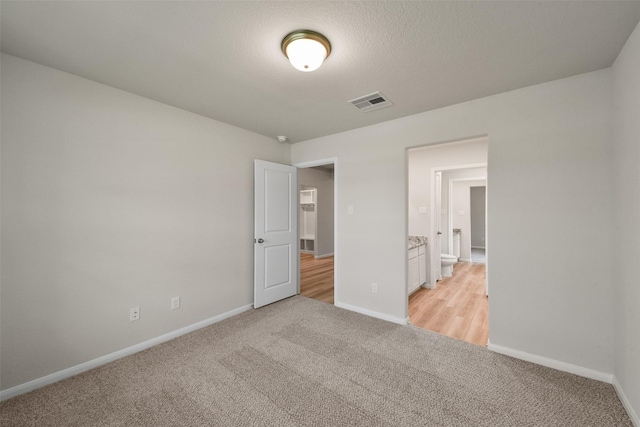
254 160 298 308
432 171 442 285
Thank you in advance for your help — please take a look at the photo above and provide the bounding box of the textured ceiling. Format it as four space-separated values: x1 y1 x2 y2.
2 1 640 143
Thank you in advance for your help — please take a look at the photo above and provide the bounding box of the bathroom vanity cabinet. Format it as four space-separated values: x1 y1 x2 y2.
419 245 426 287
408 242 427 294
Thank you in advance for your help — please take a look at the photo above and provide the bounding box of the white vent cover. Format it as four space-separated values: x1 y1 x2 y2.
348 91 392 112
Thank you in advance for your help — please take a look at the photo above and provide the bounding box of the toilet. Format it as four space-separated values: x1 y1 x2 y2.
441 254 458 277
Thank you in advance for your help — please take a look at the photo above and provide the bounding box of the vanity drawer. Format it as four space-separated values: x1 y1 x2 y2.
408 247 419 259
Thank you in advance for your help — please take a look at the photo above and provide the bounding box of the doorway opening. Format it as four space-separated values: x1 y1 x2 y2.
297 163 335 304
406 137 489 346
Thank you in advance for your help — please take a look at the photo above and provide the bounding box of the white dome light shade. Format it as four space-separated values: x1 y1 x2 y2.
285 38 327 72
281 30 331 72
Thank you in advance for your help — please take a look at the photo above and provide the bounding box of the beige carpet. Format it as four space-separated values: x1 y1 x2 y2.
0 296 631 426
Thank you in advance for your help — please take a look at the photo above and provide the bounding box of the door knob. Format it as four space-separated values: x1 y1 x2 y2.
257 238 264 243
437 231 442 235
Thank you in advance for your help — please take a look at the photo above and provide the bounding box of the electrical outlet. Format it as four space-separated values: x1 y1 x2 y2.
347 205 354 215
371 283 378 294
171 297 180 310
130 307 140 321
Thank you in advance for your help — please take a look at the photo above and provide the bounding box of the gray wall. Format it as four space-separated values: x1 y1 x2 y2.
0 54 289 390
293 68 614 376
612 21 640 421
299 167 334 258
470 186 486 249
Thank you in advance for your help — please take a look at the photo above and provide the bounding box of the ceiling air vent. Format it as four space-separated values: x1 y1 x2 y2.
348 91 393 112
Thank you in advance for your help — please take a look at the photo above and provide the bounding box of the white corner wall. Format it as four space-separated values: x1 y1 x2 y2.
0 54 289 391
612 21 640 422
291 69 614 375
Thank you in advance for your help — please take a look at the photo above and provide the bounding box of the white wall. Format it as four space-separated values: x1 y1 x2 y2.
612 21 640 421
470 186 486 249
298 167 334 257
292 68 614 374
0 54 289 390
452 180 486 261
408 139 488 239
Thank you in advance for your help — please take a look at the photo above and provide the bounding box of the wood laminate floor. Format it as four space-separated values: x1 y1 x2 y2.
409 262 488 346
300 253 334 304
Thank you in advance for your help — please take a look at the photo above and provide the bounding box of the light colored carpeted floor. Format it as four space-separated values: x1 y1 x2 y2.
1 296 631 426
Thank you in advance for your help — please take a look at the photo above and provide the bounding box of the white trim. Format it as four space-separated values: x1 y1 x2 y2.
293 158 337 169
487 341 613 383
449 176 487 181
613 376 640 426
335 301 407 325
314 252 334 259
428 170 442 289
404 150 410 317
471 246 486 249
0 304 253 402
459 258 472 262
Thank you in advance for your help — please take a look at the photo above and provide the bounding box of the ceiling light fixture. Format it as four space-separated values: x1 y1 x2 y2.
281 30 331 72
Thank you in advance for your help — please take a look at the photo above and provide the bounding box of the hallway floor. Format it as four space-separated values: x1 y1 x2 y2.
471 247 486 263
409 262 488 346
299 253 334 304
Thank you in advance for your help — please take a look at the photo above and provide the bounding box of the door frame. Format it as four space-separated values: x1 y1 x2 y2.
293 158 338 303
430 163 487 289
431 171 442 287
448 177 487 262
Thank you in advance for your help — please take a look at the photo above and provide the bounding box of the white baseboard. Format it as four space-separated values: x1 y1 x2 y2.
335 301 407 325
471 246 486 249
314 252 334 259
0 303 253 402
613 376 640 426
459 258 472 262
487 341 613 383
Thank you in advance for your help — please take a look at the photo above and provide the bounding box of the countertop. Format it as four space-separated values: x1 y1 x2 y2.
408 235 428 250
